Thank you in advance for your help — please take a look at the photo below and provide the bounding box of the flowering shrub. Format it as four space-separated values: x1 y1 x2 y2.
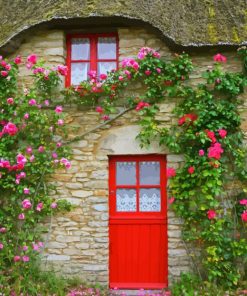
63 47 247 290
1 46 247 294
0 54 71 293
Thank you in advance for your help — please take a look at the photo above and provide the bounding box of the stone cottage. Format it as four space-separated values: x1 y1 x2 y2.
0 0 246 290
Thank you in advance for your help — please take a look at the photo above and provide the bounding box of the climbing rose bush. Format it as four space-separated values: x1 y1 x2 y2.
63 47 247 289
0 46 247 294
0 54 71 292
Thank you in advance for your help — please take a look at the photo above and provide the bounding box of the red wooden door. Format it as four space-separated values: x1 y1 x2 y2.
109 155 168 289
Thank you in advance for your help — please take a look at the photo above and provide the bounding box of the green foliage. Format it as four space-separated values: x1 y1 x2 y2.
0 55 72 293
171 273 247 296
65 48 247 289
1 47 247 293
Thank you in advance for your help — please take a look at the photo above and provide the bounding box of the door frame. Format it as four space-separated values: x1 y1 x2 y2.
108 154 168 289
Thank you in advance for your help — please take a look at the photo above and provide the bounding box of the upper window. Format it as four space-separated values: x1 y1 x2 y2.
66 33 118 86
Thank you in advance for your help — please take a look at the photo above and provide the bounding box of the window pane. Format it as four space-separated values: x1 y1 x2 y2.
116 162 136 185
117 189 136 212
140 188 161 212
71 63 89 85
98 62 116 76
71 38 90 60
98 37 116 59
140 162 160 185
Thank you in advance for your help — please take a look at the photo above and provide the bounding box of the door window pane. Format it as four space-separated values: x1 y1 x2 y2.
140 162 160 185
98 37 116 59
140 188 161 212
116 189 136 212
98 62 116 76
71 63 89 85
71 38 90 60
116 162 136 185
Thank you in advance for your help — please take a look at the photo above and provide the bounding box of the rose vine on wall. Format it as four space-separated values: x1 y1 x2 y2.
0 46 247 293
64 47 247 288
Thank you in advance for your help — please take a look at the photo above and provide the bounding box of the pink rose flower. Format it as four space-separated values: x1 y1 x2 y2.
32 244 39 251
156 68 161 73
241 210 247 222
57 119 64 126
27 54 37 64
23 188 30 195
44 100 49 106
57 65 68 76
96 106 103 113
167 167 176 178
38 146 45 153
168 197 175 204
24 113 29 120
14 55 22 64
5 64 11 71
0 243 3 249
30 155 35 162
38 241 44 247
60 158 71 169
88 70 97 80
14 255 21 262
55 106 63 113
26 146 32 154
145 70 152 76
26 63 33 69
51 202 57 209
199 149 205 156
239 199 247 206
18 213 25 220
135 101 150 111
56 142 62 148
188 166 195 174
0 227 6 233
213 53 227 63
36 202 43 212
1 71 8 77
102 115 110 121
207 209 216 220
16 172 26 182
22 255 30 262
208 142 224 160
7 98 14 104
218 129 227 138
118 76 124 81
28 99 36 106
16 154 27 165
52 152 57 159
99 73 107 80
23 246 28 251
121 58 139 71
22 199 32 209
3 122 18 136
124 70 130 75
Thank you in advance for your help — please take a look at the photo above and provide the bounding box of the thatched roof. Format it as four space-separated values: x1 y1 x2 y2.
0 0 246 51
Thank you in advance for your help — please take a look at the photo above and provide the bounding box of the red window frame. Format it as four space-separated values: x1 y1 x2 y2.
109 155 167 220
66 33 119 87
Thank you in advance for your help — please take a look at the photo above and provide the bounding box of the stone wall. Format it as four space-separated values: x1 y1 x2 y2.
8 26 247 286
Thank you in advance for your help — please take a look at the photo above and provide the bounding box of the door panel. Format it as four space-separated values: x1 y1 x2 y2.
109 155 168 289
